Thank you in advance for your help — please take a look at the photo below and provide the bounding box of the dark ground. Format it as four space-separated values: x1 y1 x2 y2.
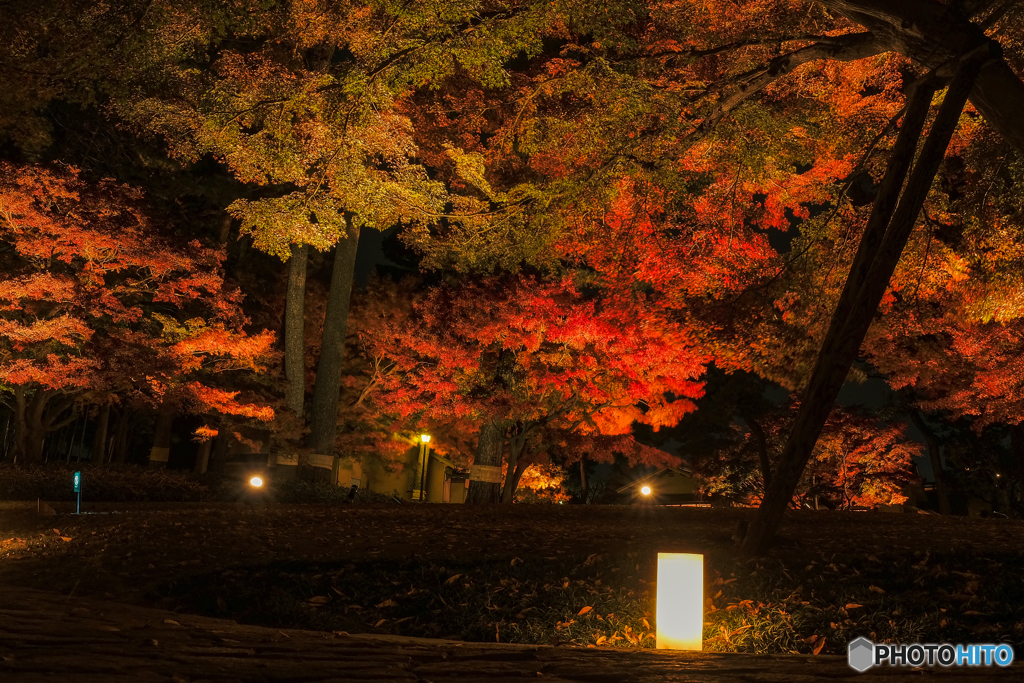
1 502 1023 665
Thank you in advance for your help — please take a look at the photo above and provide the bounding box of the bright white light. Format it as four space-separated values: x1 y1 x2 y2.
641 486 651 495
249 476 264 487
420 434 431 443
656 552 703 651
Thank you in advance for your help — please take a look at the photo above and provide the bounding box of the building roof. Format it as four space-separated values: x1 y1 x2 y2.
615 466 693 494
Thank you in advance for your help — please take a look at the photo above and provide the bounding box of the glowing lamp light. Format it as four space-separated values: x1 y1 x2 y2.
641 486 652 496
249 476 264 488
420 434 431 443
656 552 703 651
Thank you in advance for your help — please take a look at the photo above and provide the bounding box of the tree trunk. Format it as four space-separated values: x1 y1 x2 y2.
208 429 231 475
467 421 503 503
284 242 309 419
110 408 131 464
579 457 590 504
1009 424 1024 519
92 403 110 464
820 1 1024 156
741 54 989 557
500 429 527 503
194 439 212 474
908 410 950 514
307 221 361 456
745 415 772 492
148 405 174 468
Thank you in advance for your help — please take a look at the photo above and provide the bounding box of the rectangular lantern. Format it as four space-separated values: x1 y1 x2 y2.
656 552 703 650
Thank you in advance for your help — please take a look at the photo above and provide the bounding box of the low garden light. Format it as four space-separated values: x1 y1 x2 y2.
656 552 703 651
249 476 264 488
421 433 431 443
641 485 652 496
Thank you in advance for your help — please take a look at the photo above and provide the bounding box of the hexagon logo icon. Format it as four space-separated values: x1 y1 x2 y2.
848 637 874 672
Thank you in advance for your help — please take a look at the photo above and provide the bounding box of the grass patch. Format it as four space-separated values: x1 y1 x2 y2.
159 548 1024 654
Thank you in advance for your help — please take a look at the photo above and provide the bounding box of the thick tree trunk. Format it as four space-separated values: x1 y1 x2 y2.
110 409 131 464
194 438 212 474
467 422 503 503
284 242 309 419
207 430 230 475
909 410 951 514
819 1 1024 155
307 221 361 456
741 54 989 557
579 457 590 504
148 406 174 468
500 431 529 503
92 403 110 464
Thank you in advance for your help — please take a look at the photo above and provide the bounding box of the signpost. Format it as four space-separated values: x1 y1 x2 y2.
73 471 82 514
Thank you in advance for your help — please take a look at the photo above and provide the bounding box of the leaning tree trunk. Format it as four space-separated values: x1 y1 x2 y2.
284 242 309 419
467 422 504 503
819 1 1024 155
307 220 361 457
500 432 529 503
741 51 992 557
909 410 951 514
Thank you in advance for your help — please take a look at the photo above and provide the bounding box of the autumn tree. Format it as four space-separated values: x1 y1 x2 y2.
0 163 274 465
366 274 703 502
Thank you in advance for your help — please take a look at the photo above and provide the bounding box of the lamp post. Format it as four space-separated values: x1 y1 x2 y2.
418 434 431 501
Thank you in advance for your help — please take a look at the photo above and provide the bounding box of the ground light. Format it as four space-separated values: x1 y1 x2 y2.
641 486 651 496
656 552 703 651
249 476 263 488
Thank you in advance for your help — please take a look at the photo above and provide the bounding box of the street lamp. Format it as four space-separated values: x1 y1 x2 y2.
418 434 431 501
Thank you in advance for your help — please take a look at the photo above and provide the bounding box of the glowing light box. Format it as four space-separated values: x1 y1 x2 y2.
656 552 703 651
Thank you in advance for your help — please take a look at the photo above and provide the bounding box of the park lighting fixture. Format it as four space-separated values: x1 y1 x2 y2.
656 552 703 651
641 486 652 496
421 433 431 443
249 476 264 488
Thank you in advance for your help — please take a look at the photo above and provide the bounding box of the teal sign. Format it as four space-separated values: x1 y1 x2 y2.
73 471 81 493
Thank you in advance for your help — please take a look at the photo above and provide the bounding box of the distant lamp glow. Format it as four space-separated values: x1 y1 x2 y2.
249 476 264 488
420 434 431 443
656 552 703 651
641 486 652 496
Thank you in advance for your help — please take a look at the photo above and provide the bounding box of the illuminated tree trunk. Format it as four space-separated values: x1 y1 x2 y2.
500 430 528 504
467 422 503 503
284 243 308 419
307 221 361 457
822 1 1024 155
742 53 990 557
92 403 110 464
